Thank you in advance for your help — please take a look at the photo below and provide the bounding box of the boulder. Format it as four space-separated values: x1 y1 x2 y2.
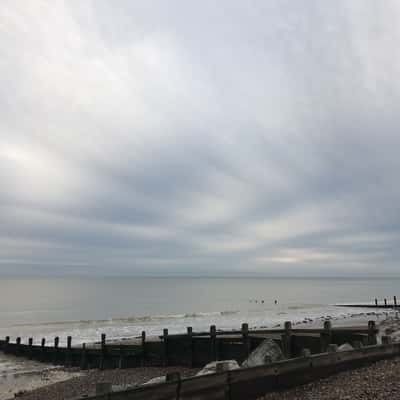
242 339 284 368
337 343 354 352
143 376 166 385
196 360 240 376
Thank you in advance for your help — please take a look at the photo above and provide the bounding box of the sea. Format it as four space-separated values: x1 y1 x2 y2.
0 276 398 376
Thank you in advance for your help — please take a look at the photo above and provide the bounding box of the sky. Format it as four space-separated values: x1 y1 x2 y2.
1 0 400 277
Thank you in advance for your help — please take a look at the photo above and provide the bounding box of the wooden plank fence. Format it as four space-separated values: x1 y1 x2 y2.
82 340 400 400
0 321 378 370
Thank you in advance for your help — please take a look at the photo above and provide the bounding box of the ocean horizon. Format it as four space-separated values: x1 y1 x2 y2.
0 276 397 342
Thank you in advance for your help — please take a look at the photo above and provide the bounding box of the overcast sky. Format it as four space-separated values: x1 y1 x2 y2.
1 0 400 277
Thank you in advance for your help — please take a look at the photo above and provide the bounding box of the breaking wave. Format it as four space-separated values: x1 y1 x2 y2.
14 310 240 328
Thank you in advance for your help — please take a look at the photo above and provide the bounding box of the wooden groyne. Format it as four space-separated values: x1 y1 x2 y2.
84 340 400 400
336 296 399 309
0 321 378 370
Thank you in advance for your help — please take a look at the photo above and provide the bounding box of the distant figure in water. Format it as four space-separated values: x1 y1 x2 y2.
261 300 264 304
274 299 278 305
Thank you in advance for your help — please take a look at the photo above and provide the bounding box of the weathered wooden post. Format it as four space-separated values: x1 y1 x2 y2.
163 329 169 366
66 336 72 367
368 321 377 345
210 325 217 361
166 371 181 397
53 336 59 364
382 335 392 345
241 323 250 359
320 320 332 352
281 321 292 358
16 337 21 356
141 331 146 366
28 338 33 359
166 371 181 382
394 296 397 308
327 344 338 353
3 336 9 354
100 333 106 370
375 298 378 307
118 345 125 369
187 327 194 367
41 338 46 361
80 343 87 370
4 336 9 353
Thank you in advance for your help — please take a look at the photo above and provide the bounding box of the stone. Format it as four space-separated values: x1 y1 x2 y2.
301 348 311 357
14 391 28 398
338 343 354 351
242 339 284 368
382 335 392 345
196 360 240 376
143 376 166 385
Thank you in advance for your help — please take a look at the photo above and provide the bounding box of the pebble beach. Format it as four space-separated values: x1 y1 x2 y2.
9 357 400 400
261 356 400 400
6 366 197 400
4 314 400 400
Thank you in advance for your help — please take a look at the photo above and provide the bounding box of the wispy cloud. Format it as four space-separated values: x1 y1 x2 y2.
1 0 400 276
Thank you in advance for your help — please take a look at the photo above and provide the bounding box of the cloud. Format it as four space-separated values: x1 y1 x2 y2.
1 0 400 276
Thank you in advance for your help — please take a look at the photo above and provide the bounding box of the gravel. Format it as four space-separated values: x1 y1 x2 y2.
259 356 400 400
14 358 400 400
9 366 198 400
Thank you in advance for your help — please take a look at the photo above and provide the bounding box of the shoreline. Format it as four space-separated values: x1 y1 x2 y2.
1 310 398 399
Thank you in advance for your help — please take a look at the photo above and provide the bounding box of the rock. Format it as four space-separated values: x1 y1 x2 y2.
338 343 354 352
143 376 166 385
301 348 311 357
391 331 400 342
14 391 28 398
196 360 240 376
242 339 284 368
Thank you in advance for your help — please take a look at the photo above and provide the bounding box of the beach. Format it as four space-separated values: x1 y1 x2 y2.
5 366 197 400
8 356 400 400
1 277 399 399
3 312 400 399
261 356 400 400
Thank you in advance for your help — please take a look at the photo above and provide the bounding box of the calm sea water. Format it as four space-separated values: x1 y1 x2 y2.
0 276 397 347
0 276 398 377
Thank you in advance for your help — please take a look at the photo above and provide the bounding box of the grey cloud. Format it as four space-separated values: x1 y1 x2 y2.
1 0 400 276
